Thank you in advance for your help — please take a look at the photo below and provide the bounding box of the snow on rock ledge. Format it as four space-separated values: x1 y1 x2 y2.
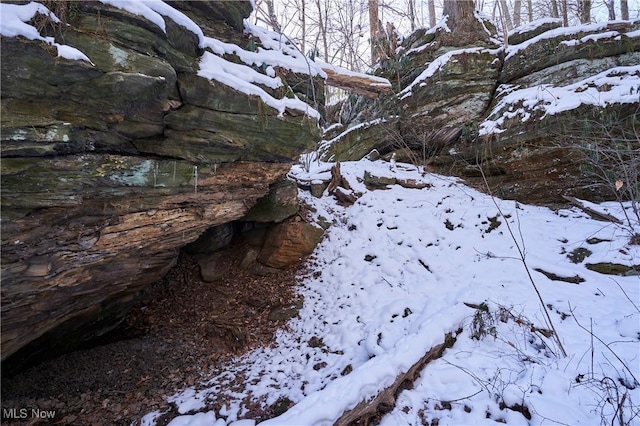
0 0 323 369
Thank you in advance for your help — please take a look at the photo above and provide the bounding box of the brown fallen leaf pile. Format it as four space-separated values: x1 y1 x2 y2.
2 238 304 425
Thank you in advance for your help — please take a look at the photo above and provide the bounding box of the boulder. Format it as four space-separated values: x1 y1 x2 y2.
168 1 252 34
500 21 640 83
197 252 233 282
310 181 330 198
1 160 289 370
322 122 391 162
185 223 236 254
242 180 300 223
323 18 500 164
467 21 640 203
397 48 500 142
363 170 397 189
258 219 324 268
507 18 563 46
239 248 260 270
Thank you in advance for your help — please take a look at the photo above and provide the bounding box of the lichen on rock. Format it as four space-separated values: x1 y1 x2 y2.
0 0 323 369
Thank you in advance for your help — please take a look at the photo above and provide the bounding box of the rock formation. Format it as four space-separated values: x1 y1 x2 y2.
476 19 640 203
1 0 323 368
322 16 640 204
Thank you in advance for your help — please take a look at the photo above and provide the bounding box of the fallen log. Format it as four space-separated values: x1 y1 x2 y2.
335 332 457 425
562 195 622 224
318 61 392 98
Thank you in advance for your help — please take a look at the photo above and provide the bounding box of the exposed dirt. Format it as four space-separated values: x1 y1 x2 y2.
1 238 303 425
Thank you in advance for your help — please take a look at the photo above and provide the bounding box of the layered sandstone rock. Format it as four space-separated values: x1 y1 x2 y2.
322 17 639 204
473 20 640 203
1 0 322 367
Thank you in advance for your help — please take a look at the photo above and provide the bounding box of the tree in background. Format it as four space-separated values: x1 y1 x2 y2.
252 0 638 73
562 0 569 26
407 0 417 31
579 0 592 23
442 0 492 45
256 0 282 31
513 0 522 27
605 0 616 19
314 0 329 60
368 0 381 65
499 0 514 29
621 0 629 19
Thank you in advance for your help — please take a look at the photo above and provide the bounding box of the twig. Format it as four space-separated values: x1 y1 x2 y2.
479 167 567 357
568 303 638 385
610 278 640 313
591 317 594 380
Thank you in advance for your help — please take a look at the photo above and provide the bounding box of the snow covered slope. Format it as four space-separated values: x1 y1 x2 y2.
145 159 639 426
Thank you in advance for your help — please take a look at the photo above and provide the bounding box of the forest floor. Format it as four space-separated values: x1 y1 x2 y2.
3 161 639 426
1 240 301 426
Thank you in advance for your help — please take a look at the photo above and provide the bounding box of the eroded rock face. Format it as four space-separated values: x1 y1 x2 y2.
323 18 640 204
323 17 501 163
471 21 640 203
243 180 300 223
258 219 325 269
1 1 321 367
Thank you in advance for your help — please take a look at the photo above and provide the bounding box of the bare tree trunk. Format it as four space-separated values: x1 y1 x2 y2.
551 0 560 18
265 0 281 31
527 0 533 21
428 0 436 27
561 0 568 26
607 0 616 20
443 0 476 28
499 0 513 29
368 0 380 65
442 0 490 45
315 0 328 61
407 0 416 31
513 0 522 27
579 0 592 23
621 0 629 19
300 0 306 54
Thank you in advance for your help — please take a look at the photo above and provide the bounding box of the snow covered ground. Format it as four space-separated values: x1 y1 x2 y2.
2 3 638 424
144 159 639 426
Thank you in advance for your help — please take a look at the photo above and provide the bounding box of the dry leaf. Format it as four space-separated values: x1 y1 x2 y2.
615 180 624 191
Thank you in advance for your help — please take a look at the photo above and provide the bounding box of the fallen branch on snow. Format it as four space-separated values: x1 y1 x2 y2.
334 332 457 425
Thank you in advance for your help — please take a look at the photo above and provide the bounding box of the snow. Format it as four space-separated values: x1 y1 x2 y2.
560 30 622 47
505 21 635 60
145 159 639 425
399 47 497 99
197 52 320 119
508 17 563 38
0 2 93 64
480 65 640 135
202 35 325 78
99 0 205 47
405 40 439 55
